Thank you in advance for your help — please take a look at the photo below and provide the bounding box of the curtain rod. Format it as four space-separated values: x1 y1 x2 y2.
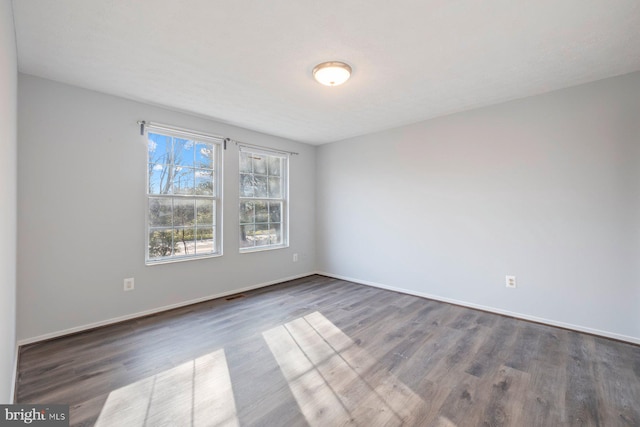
235 141 299 156
138 120 299 155
137 121 224 141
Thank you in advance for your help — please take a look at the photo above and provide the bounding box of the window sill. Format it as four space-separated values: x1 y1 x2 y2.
145 252 223 266
239 244 289 254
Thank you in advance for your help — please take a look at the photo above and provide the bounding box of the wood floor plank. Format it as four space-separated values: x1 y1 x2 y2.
564 333 608 426
478 365 531 426
16 275 640 427
522 329 569 426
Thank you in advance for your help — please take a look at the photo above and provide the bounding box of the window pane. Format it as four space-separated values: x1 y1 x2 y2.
173 227 195 256
196 143 214 169
196 227 214 254
174 199 195 226
149 197 172 227
148 230 174 259
240 174 254 197
255 201 268 223
268 156 281 176
240 152 252 173
254 176 268 198
238 149 287 253
197 199 214 226
173 138 195 166
149 164 172 194
269 202 282 223
148 133 171 165
268 176 281 198
270 224 282 245
240 225 255 249
240 201 255 224
173 167 194 194
253 154 267 174
147 129 221 263
254 224 272 247
195 169 214 195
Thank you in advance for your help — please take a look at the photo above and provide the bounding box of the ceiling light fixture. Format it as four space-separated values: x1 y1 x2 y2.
312 61 352 86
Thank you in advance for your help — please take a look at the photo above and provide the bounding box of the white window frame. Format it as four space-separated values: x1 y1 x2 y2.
238 145 289 253
145 125 223 265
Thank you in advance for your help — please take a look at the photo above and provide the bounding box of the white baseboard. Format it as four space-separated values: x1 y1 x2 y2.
317 271 640 346
18 270 639 348
17 272 315 346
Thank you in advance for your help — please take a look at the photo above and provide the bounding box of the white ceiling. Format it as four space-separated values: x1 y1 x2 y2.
12 0 640 144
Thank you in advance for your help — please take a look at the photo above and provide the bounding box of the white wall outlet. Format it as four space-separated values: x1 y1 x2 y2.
124 278 135 291
505 275 516 289
293 253 299 262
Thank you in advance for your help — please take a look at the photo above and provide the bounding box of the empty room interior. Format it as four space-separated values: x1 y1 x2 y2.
2 1 640 426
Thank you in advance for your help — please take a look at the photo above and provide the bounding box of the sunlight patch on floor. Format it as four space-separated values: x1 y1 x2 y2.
435 416 459 427
263 311 425 426
95 349 238 427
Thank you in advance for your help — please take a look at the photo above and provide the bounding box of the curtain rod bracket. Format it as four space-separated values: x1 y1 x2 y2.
138 120 146 136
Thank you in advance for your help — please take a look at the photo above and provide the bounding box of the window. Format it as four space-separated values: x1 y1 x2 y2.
146 128 222 264
239 147 288 251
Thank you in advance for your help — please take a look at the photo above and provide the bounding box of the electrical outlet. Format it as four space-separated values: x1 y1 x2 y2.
505 275 516 289
293 253 299 262
124 278 135 291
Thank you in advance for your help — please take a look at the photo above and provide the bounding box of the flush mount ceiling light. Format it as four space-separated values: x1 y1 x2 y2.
312 61 352 86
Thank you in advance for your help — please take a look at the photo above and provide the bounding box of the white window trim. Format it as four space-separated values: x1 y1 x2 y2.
145 124 224 265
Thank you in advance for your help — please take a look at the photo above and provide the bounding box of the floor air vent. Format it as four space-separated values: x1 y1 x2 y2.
225 294 246 301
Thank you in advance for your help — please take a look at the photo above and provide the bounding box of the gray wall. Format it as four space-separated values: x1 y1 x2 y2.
15 64 640 348
17 75 316 341
317 72 640 342
0 0 17 402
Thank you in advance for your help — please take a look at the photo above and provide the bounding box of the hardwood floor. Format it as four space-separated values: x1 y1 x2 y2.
16 275 640 426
